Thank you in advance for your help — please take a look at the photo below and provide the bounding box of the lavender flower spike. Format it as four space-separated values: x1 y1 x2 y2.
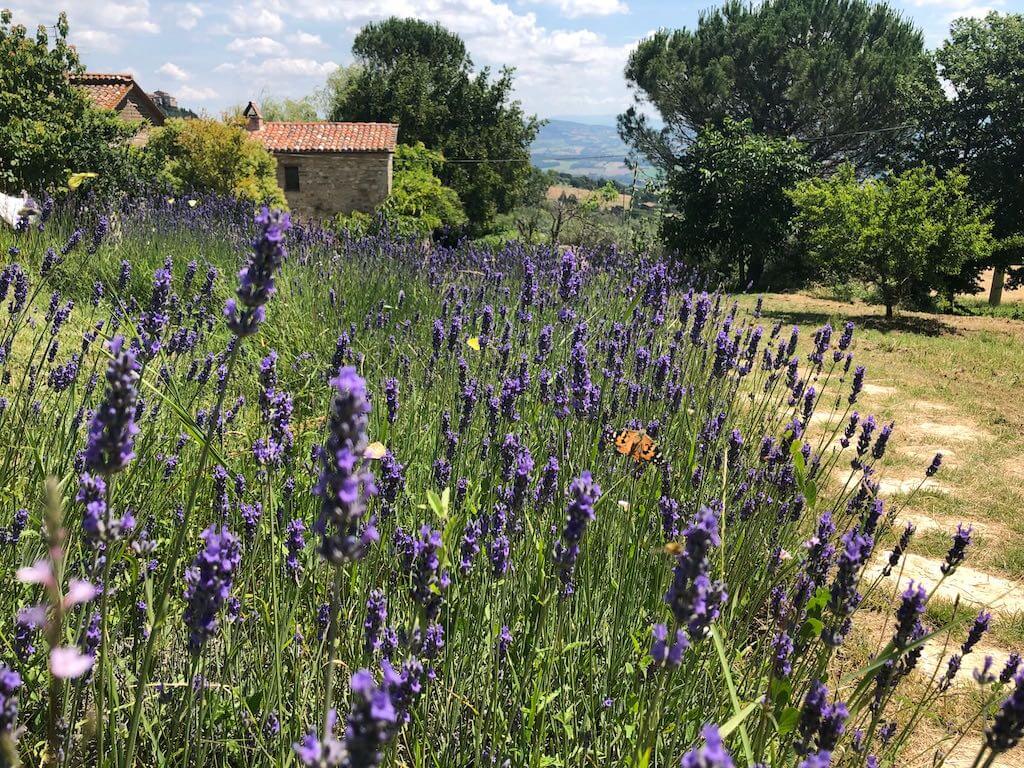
552 471 601 596
680 724 734 768
226 207 291 336
314 367 378 564
182 525 242 652
83 335 139 475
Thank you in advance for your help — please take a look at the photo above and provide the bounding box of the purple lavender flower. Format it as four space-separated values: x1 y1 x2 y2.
926 452 943 477
552 472 601 596
383 378 399 424
226 208 291 336
942 524 972 574
0 666 21 739
772 631 794 677
314 367 378 564
894 582 926 649
182 525 242 652
363 590 388 653
408 525 448 620
650 623 689 669
962 611 991 656
284 519 306 581
680 725 734 768
664 506 728 639
83 336 139 474
987 671 1024 753
1002 654 1022 684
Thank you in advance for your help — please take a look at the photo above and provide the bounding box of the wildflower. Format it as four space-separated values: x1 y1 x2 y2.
182 525 242 652
226 208 291 336
772 631 794 677
942 524 972 574
83 336 139 475
650 623 688 668
284 519 306 581
314 367 379 564
552 472 601 595
383 378 399 424
849 367 865 404
363 590 388 653
894 582 926 649
0 666 21 737
680 724 734 768
664 506 728 639
50 647 94 679
926 452 943 477
1002 654 1022 684
962 611 991 655
408 525 448 620
986 671 1024 753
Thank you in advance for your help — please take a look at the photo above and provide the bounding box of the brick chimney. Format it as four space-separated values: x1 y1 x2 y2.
243 100 263 132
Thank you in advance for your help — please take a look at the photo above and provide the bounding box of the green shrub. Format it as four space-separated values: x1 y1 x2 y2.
144 118 286 208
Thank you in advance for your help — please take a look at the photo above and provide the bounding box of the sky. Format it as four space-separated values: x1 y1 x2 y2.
7 0 1023 121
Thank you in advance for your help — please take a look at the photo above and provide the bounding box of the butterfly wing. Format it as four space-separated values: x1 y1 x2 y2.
613 429 641 457
633 434 662 464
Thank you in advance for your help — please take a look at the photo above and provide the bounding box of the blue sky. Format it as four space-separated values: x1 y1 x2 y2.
7 0 1023 121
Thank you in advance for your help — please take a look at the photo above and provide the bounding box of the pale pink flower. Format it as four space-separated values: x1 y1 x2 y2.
50 646 94 679
16 560 54 587
64 579 97 608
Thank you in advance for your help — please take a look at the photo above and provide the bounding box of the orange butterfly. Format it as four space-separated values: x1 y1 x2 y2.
609 429 664 465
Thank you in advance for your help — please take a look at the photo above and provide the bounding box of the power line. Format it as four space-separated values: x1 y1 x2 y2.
439 123 919 164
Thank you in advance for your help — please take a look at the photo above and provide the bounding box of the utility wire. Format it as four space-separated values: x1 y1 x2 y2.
439 123 919 164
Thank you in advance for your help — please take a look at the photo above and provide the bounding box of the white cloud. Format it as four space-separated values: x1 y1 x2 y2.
9 0 159 33
291 30 326 47
529 0 628 17
178 85 219 100
157 61 189 80
177 2 204 30
228 5 283 33
270 0 637 115
227 36 288 57
244 57 340 76
72 28 119 51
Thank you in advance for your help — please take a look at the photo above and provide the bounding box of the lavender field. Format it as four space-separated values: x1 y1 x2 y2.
0 197 1021 768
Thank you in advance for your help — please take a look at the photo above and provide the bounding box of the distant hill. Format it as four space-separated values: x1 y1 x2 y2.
530 119 648 183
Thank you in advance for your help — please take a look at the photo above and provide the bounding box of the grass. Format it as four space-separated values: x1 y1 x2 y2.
745 292 1024 581
0 198 1022 767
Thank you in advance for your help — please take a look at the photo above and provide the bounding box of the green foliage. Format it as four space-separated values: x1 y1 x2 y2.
145 118 286 208
923 13 1024 302
0 11 139 194
381 143 466 237
788 164 994 317
620 0 938 174
258 95 321 121
661 119 810 288
329 17 540 228
335 143 465 238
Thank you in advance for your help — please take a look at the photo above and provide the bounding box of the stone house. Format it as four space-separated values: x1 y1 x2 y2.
69 73 165 126
242 102 398 221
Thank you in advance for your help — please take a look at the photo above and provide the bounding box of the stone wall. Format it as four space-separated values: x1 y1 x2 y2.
119 90 164 126
273 152 393 221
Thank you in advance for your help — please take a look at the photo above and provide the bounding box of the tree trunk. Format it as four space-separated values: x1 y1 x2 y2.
989 266 1005 307
885 302 894 320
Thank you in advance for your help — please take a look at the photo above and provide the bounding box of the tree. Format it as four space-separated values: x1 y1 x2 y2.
145 118 286 207
336 143 465 238
379 143 466 237
660 119 810 288
925 13 1024 305
620 0 938 175
259 95 321 121
329 17 540 227
0 11 138 194
788 164 993 318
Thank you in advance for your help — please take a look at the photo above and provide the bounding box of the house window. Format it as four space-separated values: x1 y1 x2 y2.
284 165 300 192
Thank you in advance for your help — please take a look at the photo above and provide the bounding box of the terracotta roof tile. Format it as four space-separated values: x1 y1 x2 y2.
251 122 399 153
69 73 135 110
